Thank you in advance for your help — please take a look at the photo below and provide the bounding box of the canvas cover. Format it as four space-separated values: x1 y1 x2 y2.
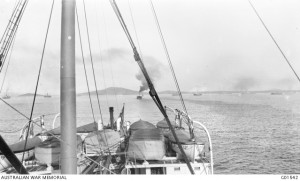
167 130 203 145
46 122 98 135
0 136 42 154
84 129 121 153
156 119 177 129
35 135 82 165
130 120 156 131
127 129 165 160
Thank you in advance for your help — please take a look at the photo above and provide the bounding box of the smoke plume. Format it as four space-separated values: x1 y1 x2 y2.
135 56 164 92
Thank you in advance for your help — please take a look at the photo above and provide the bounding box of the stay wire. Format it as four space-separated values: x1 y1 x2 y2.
127 0 144 59
248 0 300 83
82 1 110 151
94 4 110 109
98 1 120 112
127 0 147 113
77 5 104 152
0 35 16 93
0 98 70 148
75 6 97 124
21 0 55 165
0 0 29 73
0 0 22 49
149 0 189 114
0 0 20 46
82 0 104 121
1 0 29 71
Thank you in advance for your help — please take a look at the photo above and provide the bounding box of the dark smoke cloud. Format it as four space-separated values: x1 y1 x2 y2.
135 56 164 92
136 73 148 92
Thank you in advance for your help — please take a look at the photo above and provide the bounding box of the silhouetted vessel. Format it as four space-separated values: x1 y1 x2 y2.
271 92 283 95
44 93 51 98
2 94 10 99
193 92 202 96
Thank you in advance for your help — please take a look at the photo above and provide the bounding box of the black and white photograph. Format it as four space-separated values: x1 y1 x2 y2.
0 0 299 178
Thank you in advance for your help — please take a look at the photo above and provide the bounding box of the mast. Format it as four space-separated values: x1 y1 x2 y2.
60 0 77 174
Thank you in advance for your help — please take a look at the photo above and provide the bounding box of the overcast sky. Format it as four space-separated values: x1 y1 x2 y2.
0 0 299 94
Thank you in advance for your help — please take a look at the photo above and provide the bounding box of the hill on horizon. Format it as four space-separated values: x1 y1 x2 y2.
18 93 43 97
18 88 300 97
78 87 139 96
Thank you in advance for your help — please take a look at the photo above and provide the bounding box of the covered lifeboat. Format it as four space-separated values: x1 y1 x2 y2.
166 130 204 161
127 120 165 160
34 135 82 166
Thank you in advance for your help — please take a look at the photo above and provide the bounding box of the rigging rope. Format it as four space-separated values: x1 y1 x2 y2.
127 0 144 60
127 0 149 119
77 3 109 155
21 0 55 165
0 0 19 73
94 7 110 109
0 0 20 87
0 0 21 45
82 0 104 121
0 35 16 93
149 0 189 115
81 1 111 154
98 1 120 112
75 6 97 124
248 0 300 83
0 97 65 145
0 0 29 73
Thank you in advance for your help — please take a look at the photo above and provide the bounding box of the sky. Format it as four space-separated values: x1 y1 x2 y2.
0 0 299 95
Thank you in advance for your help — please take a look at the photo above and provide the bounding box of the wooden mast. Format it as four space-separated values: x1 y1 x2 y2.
60 0 77 174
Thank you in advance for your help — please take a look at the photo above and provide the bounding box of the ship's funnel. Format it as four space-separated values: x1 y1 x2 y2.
109 107 114 129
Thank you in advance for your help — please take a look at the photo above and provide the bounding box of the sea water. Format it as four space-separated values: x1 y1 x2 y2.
0 93 299 174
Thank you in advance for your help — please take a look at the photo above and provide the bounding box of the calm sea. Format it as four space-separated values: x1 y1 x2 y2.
0 93 299 174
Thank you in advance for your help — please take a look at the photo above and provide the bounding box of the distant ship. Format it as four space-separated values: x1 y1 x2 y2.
270 92 283 95
2 94 10 99
2 90 10 99
44 93 51 98
137 92 143 100
193 92 202 96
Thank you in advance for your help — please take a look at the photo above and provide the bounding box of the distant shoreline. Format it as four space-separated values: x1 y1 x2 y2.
8 87 300 97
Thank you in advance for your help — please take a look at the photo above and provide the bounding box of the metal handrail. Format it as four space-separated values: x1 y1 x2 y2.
52 113 60 129
193 120 214 174
164 106 214 174
19 115 46 140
